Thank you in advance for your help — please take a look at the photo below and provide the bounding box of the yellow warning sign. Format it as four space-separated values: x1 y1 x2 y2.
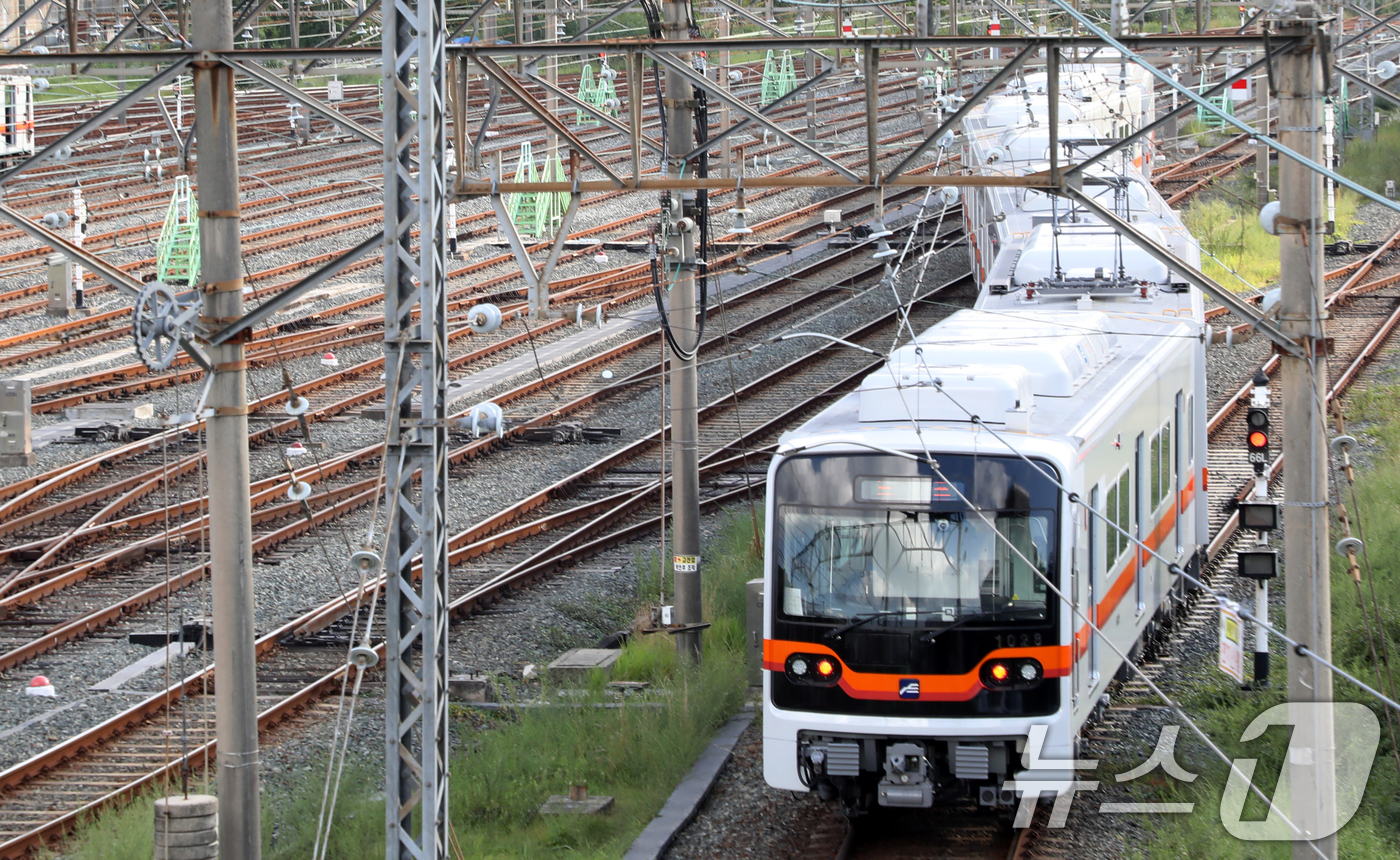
673 555 699 572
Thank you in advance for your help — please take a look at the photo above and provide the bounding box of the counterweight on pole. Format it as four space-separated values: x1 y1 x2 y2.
382 0 452 850
191 1 261 858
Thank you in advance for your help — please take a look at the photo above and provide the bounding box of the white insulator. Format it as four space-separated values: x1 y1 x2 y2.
600 66 618 81
1261 287 1282 315
142 148 151 163
731 211 753 235
1258 200 1280 236
466 303 503 334
985 145 1007 164
154 147 162 162
287 480 312 502
1378 60 1398 81
31 45 47 54
32 78 48 92
42 211 70 229
938 131 956 150
675 216 696 233
601 97 620 111
155 164 164 180
938 186 960 206
932 95 950 109
54 145 71 161
349 645 379 668
466 401 504 438
728 69 744 84
350 550 381 574
917 74 937 90
284 395 310 416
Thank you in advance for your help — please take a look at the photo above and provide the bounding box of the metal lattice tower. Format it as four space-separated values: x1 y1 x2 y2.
382 0 451 850
155 175 200 290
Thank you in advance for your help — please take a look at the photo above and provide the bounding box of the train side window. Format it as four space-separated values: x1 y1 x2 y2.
1105 468 1130 569
1135 433 1146 613
1157 420 1171 508
1185 394 1194 468
1149 429 1161 508
1089 484 1101 681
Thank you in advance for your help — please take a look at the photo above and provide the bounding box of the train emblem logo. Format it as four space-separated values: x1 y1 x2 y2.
897 679 920 699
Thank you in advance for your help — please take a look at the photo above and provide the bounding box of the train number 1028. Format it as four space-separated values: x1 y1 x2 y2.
993 633 1043 648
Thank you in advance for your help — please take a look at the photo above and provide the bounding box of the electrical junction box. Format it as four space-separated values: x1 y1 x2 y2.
747 579 764 687
0 379 34 467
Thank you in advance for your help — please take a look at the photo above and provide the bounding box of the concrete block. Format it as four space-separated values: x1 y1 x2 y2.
546 648 619 682
64 401 154 422
150 843 217 860
540 785 614 816
154 794 217 859
153 828 218 848
151 813 217 833
448 673 495 703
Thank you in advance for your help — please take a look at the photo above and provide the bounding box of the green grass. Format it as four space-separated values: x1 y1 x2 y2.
1183 185 1360 293
47 511 764 860
1339 121 1400 198
1135 384 1400 858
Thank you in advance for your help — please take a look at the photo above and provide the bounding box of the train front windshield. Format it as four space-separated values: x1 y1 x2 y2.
773 453 1058 628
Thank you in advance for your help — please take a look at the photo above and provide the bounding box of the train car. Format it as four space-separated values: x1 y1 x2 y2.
761 57 1208 816
0 75 33 165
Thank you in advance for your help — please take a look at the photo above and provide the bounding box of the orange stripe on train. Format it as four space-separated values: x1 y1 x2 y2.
763 639 1069 702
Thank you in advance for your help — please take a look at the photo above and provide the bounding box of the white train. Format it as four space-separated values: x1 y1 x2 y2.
762 56 1208 815
0 75 33 164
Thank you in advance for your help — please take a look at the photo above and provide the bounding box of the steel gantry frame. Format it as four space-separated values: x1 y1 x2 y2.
382 0 453 854
0 3 1390 859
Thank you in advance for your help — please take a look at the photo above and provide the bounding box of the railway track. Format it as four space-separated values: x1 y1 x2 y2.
0 232 975 856
0 80 934 377
0 47 1318 860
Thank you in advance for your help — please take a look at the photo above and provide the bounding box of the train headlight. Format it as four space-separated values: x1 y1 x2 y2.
786 653 842 686
980 658 1042 690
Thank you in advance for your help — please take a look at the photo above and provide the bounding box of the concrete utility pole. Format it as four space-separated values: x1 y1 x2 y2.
663 0 703 664
1276 7 1336 859
192 0 261 857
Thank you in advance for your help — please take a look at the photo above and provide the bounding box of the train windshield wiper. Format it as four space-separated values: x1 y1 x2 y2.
823 610 944 641
823 607 1048 642
918 608 1049 642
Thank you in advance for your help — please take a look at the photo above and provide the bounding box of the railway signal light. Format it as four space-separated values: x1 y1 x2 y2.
1246 407 1269 468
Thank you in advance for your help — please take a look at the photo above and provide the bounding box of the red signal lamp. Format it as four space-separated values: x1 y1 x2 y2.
989 663 1009 681
1248 430 1268 448
785 653 842 686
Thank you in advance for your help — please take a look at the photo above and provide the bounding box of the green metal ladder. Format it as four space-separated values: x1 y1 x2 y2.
577 63 600 128
155 175 200 290
505 142 540 237
1196 71 1235 129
